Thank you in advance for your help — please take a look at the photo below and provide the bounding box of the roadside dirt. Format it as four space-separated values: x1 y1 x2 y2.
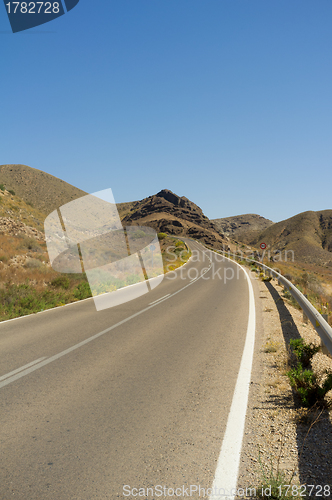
236 273 332 498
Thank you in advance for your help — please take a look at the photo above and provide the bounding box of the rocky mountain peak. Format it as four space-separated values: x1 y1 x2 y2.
156 189 186 207
155 189 202 213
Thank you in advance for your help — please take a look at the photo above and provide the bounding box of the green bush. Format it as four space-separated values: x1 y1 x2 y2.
289 338 319 367
8 189 15 196
131 230 146 239
0 277 96 321
287 363 332 407
125 274 141 285
74 282 91 300
0 184 5 191
157 232 167 240
51 276 70 289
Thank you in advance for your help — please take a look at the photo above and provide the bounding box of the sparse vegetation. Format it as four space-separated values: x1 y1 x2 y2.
257 462 287 499
51 276 70 289
256 451 308 499
289 338 320 367
0 199 191 322
73 281 91 301
161 236 191 272
25 258 42 269
286 339 332 408
263 340 279 353
19 236 42 252
0 278 92 320
287 364 332 408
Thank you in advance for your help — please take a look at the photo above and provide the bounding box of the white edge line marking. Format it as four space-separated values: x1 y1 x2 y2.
0 357 47 382
209 254 256 500
149 294 170 305
0 254 210 390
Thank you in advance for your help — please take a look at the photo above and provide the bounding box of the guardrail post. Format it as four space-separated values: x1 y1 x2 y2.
302 294 308 324
320 315 331 357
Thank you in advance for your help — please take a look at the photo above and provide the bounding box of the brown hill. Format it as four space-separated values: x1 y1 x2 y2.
0 187 46 236
0 166 229 249
120 189 229 249
0 164 87 215
212 214 274 243
251 210 332 268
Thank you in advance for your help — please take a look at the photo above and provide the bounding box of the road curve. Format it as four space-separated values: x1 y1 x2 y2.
0 241 253 499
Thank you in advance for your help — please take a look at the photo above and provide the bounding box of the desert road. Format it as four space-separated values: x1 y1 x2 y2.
0 241 255 500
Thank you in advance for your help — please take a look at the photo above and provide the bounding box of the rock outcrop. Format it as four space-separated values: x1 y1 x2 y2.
121 189 229 250
0 217 44 240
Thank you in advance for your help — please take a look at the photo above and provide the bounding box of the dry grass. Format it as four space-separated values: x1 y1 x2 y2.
0 164 86 215
263 340 280 353
0 191 45 231
0 224 191 321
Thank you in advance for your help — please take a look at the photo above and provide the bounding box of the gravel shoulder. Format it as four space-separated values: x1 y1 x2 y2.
236 273 332 498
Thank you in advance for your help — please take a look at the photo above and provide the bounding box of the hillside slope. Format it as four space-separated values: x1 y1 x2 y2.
251 210 332 267
0 166 230 249
212 214 274 243
120 189 229 249
0 164 87 215
0 187 193 321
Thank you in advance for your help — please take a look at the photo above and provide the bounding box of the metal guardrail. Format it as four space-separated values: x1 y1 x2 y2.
219 250 332 357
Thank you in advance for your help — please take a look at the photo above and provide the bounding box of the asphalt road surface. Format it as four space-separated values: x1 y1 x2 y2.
0 241 253 500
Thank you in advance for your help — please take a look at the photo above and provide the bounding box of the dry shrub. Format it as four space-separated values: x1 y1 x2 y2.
0 235 18 258
25 258 42 269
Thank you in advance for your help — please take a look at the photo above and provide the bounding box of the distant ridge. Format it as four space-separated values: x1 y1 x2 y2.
0 164 87 215
0 166 229 249
251 210 332 267
212 213 274 243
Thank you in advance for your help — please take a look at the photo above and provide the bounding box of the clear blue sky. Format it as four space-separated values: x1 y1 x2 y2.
1 0 332 222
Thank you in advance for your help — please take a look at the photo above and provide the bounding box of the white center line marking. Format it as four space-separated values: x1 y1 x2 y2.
149 294 170 305
0 357 47 382
0 262 209 390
